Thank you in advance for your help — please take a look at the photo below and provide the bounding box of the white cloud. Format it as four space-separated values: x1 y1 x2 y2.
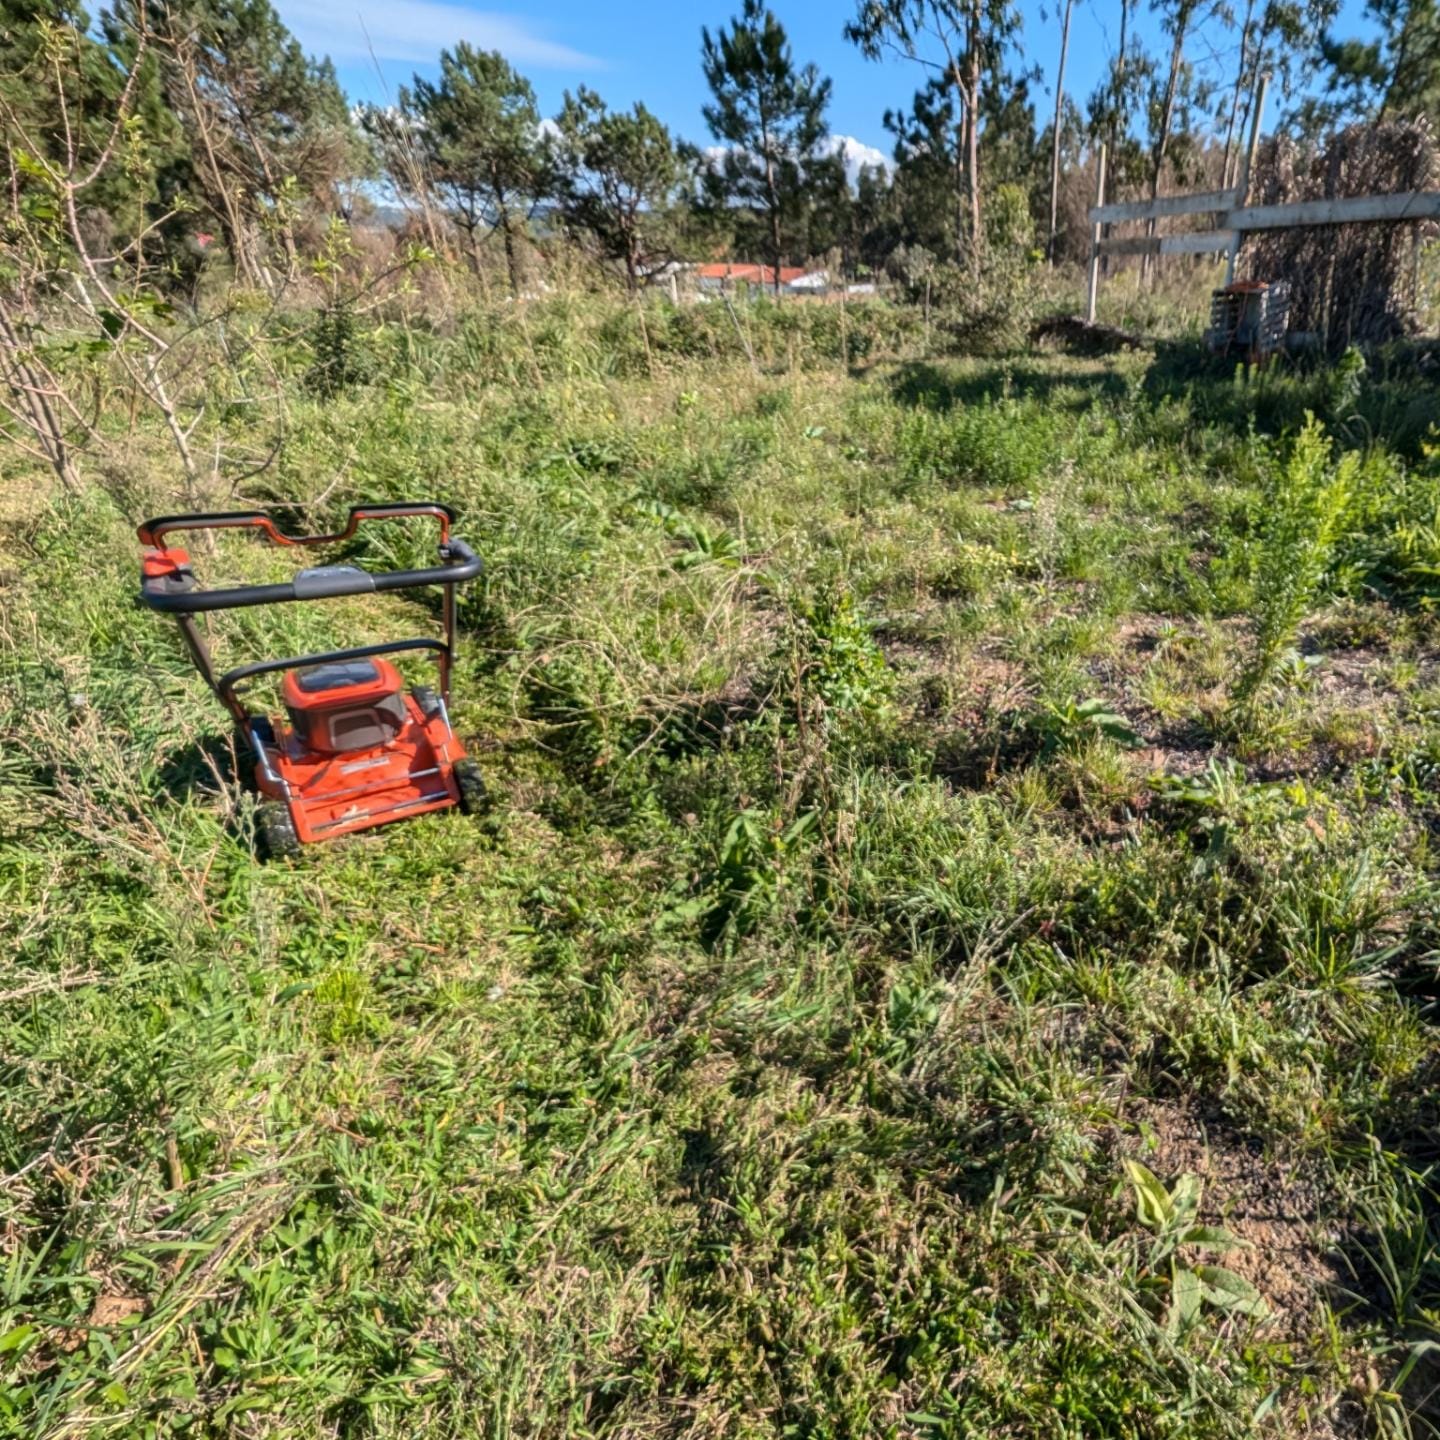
281 0 603 70
818 135 894 185
701 136 894 189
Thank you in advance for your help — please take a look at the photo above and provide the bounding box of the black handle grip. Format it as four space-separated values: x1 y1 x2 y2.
140 540 482 613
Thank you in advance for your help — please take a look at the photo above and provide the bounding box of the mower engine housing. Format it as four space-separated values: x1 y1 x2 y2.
282 658 406 755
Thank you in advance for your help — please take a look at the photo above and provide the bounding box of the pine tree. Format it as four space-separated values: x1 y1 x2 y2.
553 88 679 290
1319 0 1440 122
1 2 138 221
377 44 552 295
699 0 832 293
117 0 360 284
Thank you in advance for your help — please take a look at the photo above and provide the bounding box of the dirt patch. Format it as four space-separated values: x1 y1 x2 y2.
87 1292 146 1327
1113 1101 1344 1341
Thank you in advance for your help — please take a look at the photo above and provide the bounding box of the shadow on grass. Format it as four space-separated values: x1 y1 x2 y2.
1142 338 1440 458
886 358 1132 414
155 731 241 802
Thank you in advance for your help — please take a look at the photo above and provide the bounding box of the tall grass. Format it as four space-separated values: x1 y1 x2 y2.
2 294 1439 1438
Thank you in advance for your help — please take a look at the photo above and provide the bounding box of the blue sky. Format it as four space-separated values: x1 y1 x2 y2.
279 0 1377 169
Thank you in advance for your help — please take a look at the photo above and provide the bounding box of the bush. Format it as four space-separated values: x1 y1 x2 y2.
1230 417 1355 714
304 302 377 395
925 185 1045 355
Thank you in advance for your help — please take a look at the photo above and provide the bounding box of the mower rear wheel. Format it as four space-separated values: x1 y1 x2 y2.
411 685 442 718
256 801 301 861
452 758 487 816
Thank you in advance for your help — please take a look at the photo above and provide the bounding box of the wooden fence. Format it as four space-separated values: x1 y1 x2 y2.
1084 77 1440 324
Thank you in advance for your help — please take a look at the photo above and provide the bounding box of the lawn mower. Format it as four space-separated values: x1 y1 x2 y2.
138 503 485 858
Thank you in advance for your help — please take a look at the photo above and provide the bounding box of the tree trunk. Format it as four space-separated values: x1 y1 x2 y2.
1109 0 1131 165
1221 0 1256 189
964 0 983 274
953 116 966 264
234 92 299 280
624 221 639 293
765 151 782 297
1048 0 1074 263
168 56 264 289
1143 2 1193 281
496 189 521 298
501 218 520 297
0 297 81 493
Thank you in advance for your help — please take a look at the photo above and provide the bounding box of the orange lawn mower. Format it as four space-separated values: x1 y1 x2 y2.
138 503 486 858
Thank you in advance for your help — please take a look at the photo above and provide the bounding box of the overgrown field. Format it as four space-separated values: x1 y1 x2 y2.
3 295 1440 1438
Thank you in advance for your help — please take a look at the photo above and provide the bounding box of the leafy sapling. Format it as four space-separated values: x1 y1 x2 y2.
1124 1159 1267 1338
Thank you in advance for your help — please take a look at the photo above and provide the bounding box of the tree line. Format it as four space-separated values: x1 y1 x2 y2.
2 0 1438 300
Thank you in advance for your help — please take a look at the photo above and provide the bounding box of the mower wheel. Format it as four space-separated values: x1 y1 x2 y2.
452 758 487 816
411 685 442 718
256 801 301 861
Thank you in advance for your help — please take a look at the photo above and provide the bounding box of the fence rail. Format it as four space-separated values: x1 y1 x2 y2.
1083 73 1440 325
1091 187 1241 224
1096 231 1237 258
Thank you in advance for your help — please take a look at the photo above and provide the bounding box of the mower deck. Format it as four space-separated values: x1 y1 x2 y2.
253 693 465 842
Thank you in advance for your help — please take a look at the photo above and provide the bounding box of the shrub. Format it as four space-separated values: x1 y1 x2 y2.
929 185 1044 355
1230 417 1355 714
304 302 377 395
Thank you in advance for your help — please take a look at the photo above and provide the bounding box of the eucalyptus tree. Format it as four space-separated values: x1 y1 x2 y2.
846 0 1023 271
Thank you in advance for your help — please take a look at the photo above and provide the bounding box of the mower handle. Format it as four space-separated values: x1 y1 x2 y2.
216 638 448 713
137 503 455 549
140 539 481 614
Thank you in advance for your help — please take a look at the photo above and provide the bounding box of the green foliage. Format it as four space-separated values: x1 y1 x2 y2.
984 180 1036 254
553 88 680 287
1317 0 1440 122
1122 1161 1266 1338
1035 696 1143 753
3 310 1439 1439
376 44 552 293
304 301 373 395
1230 417 1355 714
680 806 820 947
696 0 833 274
910 182 1043 352
140 0 363 272
844 0 1026 266
1322 343 1367 424
796 591 893 717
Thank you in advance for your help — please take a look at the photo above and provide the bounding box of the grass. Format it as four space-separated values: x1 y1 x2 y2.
2 287 1440 1438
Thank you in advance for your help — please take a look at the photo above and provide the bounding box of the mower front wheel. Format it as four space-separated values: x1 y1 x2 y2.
452 759 487 816
256 801 301 861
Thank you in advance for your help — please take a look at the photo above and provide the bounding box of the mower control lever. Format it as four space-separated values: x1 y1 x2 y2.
217 638 449 710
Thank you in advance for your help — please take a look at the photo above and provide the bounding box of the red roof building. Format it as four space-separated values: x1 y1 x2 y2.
694 263 808 287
